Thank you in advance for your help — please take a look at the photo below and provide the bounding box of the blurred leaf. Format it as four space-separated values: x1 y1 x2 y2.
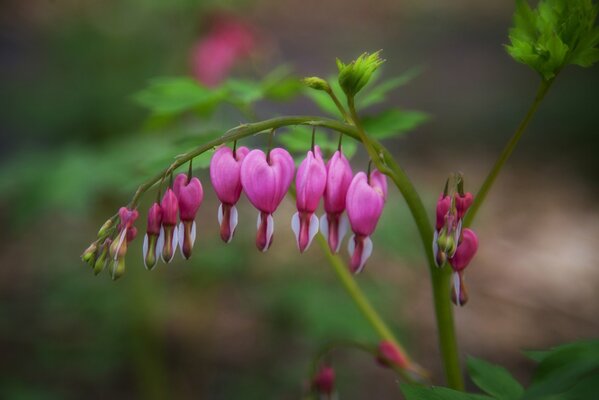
225 79 264 104
400 384 492 400
362 109 429 139
276 126 357 160
522 339 599 399
132 77 225 115
303 88 340 117
506 0 599 80
467 357 524 399
262 66 303 100
359 67 422 108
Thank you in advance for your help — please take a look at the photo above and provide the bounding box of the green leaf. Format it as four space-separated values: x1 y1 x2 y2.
506 0 599 79
359 66 422 108
132 77 224 115
467 357 524 400
362 109 429 139
224 79 264 104
522 339 599 399
302 88 340 117
400 384 492 400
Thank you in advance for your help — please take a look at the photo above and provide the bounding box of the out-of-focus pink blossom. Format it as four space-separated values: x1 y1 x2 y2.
191 14 256 87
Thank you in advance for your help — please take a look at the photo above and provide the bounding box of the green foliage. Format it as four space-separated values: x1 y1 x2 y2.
133 67 303 118
275 126 357 160
362 109 429 140
506 0 599 80
400 384 492 399
522 339 599 399
337 51 385 98
359 66 422 108
467 357 524 400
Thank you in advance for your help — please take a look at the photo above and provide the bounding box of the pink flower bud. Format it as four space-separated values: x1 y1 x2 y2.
448 228 478 272
319 150 353 254
143 203 163 270
376 340 408 369
240 148 295 252
312 365 335 396
435 194 451 231
291 147 326 252
346 170 387 273
210 145 249 243
118 207 139 242
455 192 473 220
160 189 179 263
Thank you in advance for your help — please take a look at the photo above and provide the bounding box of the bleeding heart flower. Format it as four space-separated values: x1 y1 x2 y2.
109 207 139 280
210 145 250 243
449 228 478 307
346 170 387 274
291 146 326 252
319 150 353 254
174 173 204 259
240 148 294 252
454 192 473 220
143 202 163 270
160 188 179 263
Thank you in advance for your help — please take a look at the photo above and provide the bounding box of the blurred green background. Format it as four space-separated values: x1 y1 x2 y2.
1 0 598 399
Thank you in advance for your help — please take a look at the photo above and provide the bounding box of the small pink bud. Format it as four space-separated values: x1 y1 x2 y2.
377 340 409 369
320 150 353 253
210 145 249 243
436 194 451 231
291 147 326 252
346 170 387 273
146 203 162 236
449 228 478 272
160 189 179 262
312 365 335 396
455 192 473 220
240 148 295 252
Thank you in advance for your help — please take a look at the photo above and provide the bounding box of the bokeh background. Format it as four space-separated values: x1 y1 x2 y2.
1 0 598 399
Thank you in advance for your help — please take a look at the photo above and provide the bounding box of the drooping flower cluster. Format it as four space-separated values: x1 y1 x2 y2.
84 142 389 279
433 178 479 306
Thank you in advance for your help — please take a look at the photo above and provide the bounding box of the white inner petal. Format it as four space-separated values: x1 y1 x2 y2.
433 230 440 266
306 213 320 250
453 272 461 306
347 234 356 257
337 213 350 253
291 212 300 249
256 212 261 230
356 236 373 274
156 227 165 262
218 203 224 226
113 230 127 261
142 234 149 270
264 213 274 252
319 214 328 242
190 221 197 247
228 205 239 243
178 222 185 258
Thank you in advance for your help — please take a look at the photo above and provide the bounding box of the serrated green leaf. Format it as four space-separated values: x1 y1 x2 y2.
362 109 429 139
522 339 599 399
132 77 225 115
358 66 422 108
467 357 524 400
400 384 492 400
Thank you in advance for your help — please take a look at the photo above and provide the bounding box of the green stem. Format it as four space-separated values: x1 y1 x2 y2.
344 105 464 389
464 78 554 227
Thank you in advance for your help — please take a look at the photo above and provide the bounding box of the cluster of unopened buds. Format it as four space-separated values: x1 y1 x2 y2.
432 176 479 306
83 139 389 279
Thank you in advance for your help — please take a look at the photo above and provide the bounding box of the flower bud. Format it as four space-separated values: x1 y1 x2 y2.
302 76 330 92
312 365 335 396
97 218 113 237
143 203 163 270
94 239 110 275
455 192 473 220
160 189 179 262
376 340 408 369
174 173 204 259
448 228 478 272
337 51 384 98
81 243 97 263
